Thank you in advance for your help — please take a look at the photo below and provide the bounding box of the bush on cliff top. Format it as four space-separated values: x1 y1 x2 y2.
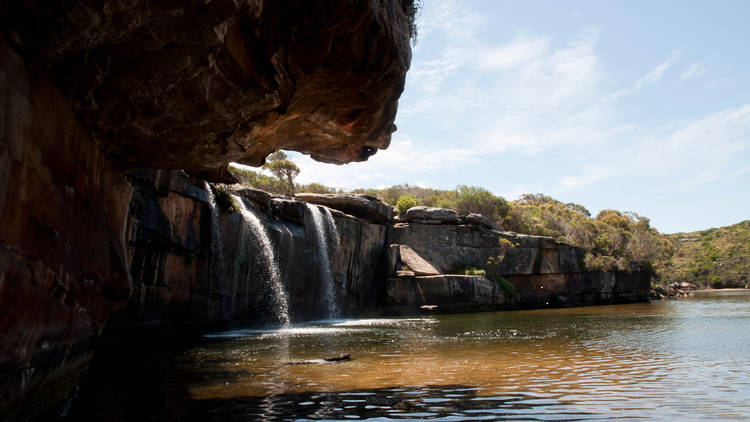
396 195 419 214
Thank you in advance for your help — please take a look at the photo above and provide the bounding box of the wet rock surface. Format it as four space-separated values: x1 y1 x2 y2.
121 173 389 329
387 275 508 314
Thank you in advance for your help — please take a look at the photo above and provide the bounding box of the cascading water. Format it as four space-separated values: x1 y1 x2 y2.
204 182 226 321
323 207 340 253
306 204 340 319
233 195 290 325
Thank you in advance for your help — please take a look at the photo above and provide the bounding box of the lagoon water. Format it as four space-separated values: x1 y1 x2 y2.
74 291 750 421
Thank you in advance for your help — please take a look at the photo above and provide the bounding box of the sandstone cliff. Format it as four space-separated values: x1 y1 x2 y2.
0 1 413 418
120 170 389 331
1 0 412 180
388 216 651 310
0 36 134 420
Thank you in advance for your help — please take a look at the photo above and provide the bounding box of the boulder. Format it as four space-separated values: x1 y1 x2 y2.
296 194 394 223
465 213 499 230
404 206 458 223
399 245 440 276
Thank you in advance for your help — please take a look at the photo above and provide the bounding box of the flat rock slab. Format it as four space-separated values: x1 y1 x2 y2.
399 245 440 275
405 206 458 223
296 193 393 223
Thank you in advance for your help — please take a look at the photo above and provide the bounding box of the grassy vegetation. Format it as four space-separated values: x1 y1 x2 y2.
658 220 749 289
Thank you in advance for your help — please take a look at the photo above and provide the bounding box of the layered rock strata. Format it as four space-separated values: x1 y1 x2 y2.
387 212 651 309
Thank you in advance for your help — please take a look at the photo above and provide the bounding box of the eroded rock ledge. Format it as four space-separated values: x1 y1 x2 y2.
1 0 413 180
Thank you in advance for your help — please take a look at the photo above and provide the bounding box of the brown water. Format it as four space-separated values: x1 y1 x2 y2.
157 290 750 421
72 291 750 421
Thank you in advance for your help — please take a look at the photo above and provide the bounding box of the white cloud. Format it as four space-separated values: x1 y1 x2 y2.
553 103 750 193
290 136 477 190
478 36 549 70
634 51 681 89
609 51 682 100
681 61 708 81
277 0 747 225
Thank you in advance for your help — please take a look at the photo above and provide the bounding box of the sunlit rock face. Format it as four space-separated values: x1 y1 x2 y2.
388 221 651 308
2 0 413 181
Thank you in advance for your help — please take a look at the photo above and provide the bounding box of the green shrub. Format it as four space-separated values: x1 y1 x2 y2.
396 195 419 214
493 275 516 299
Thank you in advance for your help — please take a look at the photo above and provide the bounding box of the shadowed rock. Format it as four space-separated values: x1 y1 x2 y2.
2 0 413 180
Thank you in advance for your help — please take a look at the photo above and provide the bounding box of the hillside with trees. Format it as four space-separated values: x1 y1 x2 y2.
659 221 750 289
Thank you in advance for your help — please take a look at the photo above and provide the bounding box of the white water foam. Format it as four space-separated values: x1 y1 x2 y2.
234 195 290 325
306 204 340 318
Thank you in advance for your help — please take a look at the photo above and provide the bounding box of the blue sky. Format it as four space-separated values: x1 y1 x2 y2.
286 0 750 234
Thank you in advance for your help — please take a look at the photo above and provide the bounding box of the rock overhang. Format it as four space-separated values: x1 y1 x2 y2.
2 0 414 181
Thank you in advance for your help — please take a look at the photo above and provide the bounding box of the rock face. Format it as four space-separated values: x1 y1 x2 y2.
297 193 395 223
388 221 651 308
2 0 413 180
119 171 390 330
0 1 413 417
397 245 440 276
387 275 508 314
0 36 132 420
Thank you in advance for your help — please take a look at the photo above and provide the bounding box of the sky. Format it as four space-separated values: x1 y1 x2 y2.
282 0 750 234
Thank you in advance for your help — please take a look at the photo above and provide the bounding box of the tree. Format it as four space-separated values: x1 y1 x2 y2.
262 151 300 196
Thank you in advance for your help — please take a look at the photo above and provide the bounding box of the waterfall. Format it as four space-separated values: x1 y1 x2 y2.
306 204 339 319
233 195 290 325
323 207 340 253
204 182 225 321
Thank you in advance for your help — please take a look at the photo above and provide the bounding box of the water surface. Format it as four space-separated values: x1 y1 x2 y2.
169 291 750 420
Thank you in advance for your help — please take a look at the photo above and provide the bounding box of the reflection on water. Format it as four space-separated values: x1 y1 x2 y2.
75 291 750 421
179 292 750 420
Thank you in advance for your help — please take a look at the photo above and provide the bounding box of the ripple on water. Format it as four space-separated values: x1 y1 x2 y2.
101 293 750 420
